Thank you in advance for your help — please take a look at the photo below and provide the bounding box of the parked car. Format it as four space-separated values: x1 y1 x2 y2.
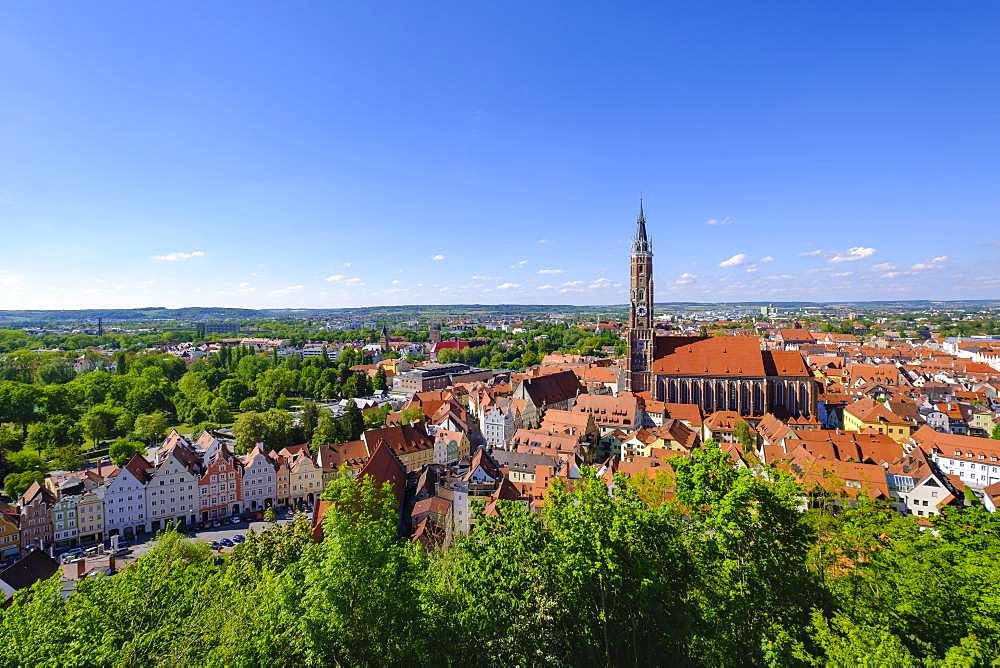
209 540 221 550
232 534 245 543
220 538 234 548
230 514 240 524
61 549 84 564
84 546 101 556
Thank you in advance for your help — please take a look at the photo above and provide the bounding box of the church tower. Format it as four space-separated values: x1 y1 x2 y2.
626 200 655 393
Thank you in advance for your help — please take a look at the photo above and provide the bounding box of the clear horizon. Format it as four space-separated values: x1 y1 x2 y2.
2 3 999 309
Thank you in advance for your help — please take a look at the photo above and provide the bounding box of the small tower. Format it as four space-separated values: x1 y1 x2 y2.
379 325 390 350
429 321 442 345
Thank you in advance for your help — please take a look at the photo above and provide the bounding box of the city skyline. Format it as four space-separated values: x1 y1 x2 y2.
2 3 999 309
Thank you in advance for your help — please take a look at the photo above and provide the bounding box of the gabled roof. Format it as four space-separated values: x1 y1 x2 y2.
0 549 59 595
18 481 54 506
913 425 1000 461
362 423 434 457
518 370 582 406
358 442 407 506
463 448 503 482
118 453 153 484
653 336 766 377
845 397 909 426
663 402 705 426
317 440 369 473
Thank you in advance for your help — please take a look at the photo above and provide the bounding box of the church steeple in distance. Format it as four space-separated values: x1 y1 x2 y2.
632 198 651 254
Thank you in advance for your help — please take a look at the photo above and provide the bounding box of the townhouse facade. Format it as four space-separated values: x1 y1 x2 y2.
198 446 243 523
104 455 150 539
241 445 277 512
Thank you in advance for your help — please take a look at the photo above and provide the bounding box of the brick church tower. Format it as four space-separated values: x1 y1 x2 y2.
626 201 655 393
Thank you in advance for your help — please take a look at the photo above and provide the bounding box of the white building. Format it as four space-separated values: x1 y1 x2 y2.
916 426 1000 490
480 398 520 450
104 455 150 539
146 433 201 531
241 444 277 512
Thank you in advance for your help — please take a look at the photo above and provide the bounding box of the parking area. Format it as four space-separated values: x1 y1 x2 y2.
125 511 303 561
50 508 308 567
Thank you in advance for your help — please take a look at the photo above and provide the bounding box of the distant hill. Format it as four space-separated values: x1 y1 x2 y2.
0 300 997 328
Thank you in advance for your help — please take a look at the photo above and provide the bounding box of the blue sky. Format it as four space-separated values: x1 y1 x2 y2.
1 2 999 309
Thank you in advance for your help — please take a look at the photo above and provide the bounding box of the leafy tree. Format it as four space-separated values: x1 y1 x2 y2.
3 469 44 499
79 403 126 446
733 419 755 451
300 400 320 443
992 424 1000 440
398 405 424 425
0 381 38 440
338 401 364 442
217 378 250 409
374 366 388 392
132 411 168 444
262 409 295 451
300 472 428 665
25 415 80 452
109 438 146 466
311 412 338 447
233 411 267 454
49 444 85 471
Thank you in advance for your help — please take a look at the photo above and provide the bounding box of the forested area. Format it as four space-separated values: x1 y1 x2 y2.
1 443 996 667
0 335 379 499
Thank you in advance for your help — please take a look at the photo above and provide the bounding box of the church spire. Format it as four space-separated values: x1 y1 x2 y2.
632 198 650 254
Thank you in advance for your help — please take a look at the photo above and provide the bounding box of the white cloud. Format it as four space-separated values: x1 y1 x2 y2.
536 239 546 245
911 255 948 271
391 279 400 285
496 282 520 290
799 249 823 257
517 259 527 267
537 268 563 275
704 216 732 226
832 271 853 278
674 272 696 285
269 284 304 296
432 254 446 262
830 247 876 263
326 274 363 285
760 256 773 263
719 253 747 268
589 277 612 289
745 264 758 273
872 262 896 272
763 274 795 281
562 280 584 287
537 284 555 290
238 282 254 294
343 262 352 268
152 250 205 262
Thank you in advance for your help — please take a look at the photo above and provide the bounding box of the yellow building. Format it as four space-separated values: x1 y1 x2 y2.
77 488 105 543
0 505 20 559
280 446 324 506
844 398 912 444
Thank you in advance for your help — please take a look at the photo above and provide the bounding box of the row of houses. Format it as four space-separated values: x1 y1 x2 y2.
1 430 328 556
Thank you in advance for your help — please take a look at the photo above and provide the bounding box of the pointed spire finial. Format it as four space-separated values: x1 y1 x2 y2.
632 197 650 254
